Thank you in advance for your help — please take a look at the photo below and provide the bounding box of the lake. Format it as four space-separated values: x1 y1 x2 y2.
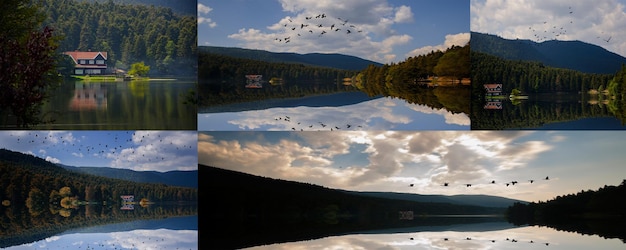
231 219 625 250
472 93 626 129
0 205 197 250
198 91 470 131
29 79 197 130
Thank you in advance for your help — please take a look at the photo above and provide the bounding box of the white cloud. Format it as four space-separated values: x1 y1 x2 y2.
394 5 413 23
198 3 217 28
109 131 197 172
406 32 470 57
471 0 626 57
198 131 561 198
45 156 61 164
227 0 416 63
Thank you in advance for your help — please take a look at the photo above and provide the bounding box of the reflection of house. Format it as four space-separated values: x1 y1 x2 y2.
245 74 263 88
70 83 107 111
484 101 503 109
484 83 503 96
120 195 134 203
64 51 108 75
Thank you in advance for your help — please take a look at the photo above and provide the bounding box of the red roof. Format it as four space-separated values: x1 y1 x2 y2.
63 51 107 63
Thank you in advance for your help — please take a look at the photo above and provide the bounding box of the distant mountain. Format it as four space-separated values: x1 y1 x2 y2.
471 31 626 74
200 46 383 71
348 191 527 208
59 165 198 188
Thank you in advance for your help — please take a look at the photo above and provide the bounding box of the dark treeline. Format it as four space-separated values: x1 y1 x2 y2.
472 51 614 96
204 165 503 249
40 0 197 75
199 50 357 81
0 149 198 207
506 180 626 242
199 52 358 107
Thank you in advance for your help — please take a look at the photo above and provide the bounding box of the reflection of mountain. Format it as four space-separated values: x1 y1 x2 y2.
200 46 382 71
59 165 198 188
203 165 512 250
471 31 626 74
62 215 198 234
199 91 381 113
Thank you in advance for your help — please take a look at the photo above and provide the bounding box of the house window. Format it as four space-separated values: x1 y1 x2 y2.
89 60 94 64
79 60 86 64
96 60 104 65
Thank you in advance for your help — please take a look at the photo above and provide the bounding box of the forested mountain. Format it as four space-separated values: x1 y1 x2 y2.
40 0 197 75
350 191 527 208
0 148 197 206
59 165 198 188
471 31 626 74
201 46 382 71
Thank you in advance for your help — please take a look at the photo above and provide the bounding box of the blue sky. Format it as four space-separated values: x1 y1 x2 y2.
199 131 626 202
472 0 626 57
198 0 470 63
0 131 197 172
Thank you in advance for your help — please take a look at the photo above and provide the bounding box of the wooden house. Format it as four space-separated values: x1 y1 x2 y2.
63 51 108 75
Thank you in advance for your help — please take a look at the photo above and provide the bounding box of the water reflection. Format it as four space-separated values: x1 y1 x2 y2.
33 79 196 130
7 228 197 250
199 94 469 131
472 93 626 130
243 223 624 250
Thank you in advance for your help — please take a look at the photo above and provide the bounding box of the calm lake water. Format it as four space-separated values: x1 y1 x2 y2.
1 209 197 250
32 79 196 130
474 93 626 130
198 92 470 131
242 222 625 250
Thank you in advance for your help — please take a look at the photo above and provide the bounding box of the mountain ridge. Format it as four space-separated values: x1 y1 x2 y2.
199 45 383 71
471 31 626 74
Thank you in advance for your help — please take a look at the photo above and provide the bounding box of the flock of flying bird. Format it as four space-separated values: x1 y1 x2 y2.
527 6 612 44
274 115 363 131
274 13 363 43
410 176 551 188
7 131 196 164
409 236 551 246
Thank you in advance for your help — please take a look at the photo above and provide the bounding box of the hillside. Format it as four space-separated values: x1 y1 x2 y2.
200 46 382 71
351 191 527 208
0 148 197 204
471 31 626 74
59 165 198 188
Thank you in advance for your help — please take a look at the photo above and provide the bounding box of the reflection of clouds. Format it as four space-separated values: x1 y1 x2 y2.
109 229 197 250
226 98 409 131
245 226 591 250
206 97 471 131
405 103 470 126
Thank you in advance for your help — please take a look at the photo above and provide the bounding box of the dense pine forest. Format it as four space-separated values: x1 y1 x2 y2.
471 51 614 96
40 0 197 76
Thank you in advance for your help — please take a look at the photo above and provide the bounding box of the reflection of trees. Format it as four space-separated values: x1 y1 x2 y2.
0 150 199 248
